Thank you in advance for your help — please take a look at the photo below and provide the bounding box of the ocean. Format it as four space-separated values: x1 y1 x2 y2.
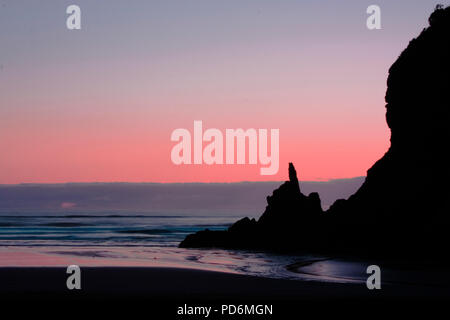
0 210 233 248
0 179 394 283
0 210 309 279
0 210 445 287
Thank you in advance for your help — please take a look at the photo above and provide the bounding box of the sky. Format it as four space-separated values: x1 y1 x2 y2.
0 0 447 183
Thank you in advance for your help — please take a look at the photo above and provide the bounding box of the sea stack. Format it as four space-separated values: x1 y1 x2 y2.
180 162 324 251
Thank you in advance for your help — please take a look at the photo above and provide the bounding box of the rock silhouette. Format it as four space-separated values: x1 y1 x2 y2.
180 162 324 250
180 5 450 257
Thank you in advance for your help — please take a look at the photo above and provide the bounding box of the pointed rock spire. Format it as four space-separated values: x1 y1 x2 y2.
288 162 300 193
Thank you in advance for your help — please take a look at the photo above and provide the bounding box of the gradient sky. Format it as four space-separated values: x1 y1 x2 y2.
0 0 446 183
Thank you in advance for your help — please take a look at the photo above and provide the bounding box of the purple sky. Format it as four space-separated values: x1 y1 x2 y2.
0 1 445 183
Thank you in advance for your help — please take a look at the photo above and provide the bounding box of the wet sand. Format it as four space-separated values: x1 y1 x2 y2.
1 266 448 300
0 267 448 318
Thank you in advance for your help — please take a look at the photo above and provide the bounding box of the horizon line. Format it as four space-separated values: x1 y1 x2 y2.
0 176 366 187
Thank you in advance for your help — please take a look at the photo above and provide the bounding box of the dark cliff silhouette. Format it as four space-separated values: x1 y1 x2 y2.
180 5 450 257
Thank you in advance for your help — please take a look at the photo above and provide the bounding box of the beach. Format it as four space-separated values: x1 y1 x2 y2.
0 212 449 317
0 205 449 315
1 266 449 319
1 266 449 299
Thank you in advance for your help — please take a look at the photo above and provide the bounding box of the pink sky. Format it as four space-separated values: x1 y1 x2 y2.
1 1 435 183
